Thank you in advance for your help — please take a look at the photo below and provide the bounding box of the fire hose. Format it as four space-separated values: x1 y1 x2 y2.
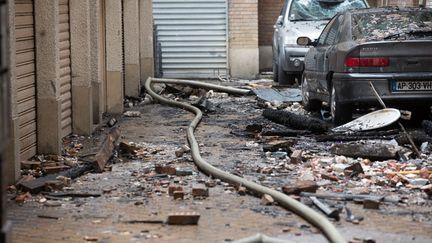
145 77 345 243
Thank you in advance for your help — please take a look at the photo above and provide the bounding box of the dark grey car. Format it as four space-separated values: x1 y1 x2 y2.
298 7 432 125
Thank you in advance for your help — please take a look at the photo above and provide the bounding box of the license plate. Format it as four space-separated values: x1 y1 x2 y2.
392 81 432 91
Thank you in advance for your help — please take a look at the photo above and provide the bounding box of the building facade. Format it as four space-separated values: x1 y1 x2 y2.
3 0 154 186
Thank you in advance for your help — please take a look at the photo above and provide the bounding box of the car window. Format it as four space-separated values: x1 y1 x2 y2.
317 16 337 45
288 0 367 21
324 15 344 45
352 9 432 41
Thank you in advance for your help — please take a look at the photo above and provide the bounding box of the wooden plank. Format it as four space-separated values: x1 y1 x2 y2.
17 85 35 102
15 62 34 76
95 127 121 172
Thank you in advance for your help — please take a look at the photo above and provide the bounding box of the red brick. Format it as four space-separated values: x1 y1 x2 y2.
166 212 200 225
192 184 209 198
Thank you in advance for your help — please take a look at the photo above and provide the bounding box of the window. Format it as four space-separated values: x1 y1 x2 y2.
317 16 337 45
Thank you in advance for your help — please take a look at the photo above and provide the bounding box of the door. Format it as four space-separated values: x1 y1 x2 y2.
152 0 228 78
58 0 72 137
15 0 37 160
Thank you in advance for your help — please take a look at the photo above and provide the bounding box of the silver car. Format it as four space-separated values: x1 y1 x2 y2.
298 7 432 125
272 0 368 85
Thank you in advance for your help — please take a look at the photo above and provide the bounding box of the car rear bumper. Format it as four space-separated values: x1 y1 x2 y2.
332 72 432 106
282 46 309 73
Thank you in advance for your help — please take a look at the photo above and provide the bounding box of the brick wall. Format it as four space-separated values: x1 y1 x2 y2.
258 0 284 46
229 0 258 48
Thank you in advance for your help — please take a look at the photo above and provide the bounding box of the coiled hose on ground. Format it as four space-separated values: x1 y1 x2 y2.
145 77 346 243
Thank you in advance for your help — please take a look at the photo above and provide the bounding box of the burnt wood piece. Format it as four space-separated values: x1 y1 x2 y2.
316 129 400 142
395 131 432 146
262 109 328 133
94 127 121 172
300 192 401 203
330 143 398 161
45 191 102 198
261 128 311 137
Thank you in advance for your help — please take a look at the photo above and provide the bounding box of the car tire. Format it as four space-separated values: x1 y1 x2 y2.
272 60 279 83
330 84 351 125
301 75 321 111
277 54 296 85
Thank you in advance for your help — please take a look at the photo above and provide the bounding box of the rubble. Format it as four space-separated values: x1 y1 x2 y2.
261 194 274 205
282 181 318 195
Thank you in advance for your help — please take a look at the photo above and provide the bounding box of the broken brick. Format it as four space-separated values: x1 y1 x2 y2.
282 180 318 195
43 165 69 174
166 212 200 225
155 165 176 175
321 173 338 182
168 185 183 196
192 184 209 197
173 191 185 200
15 192 32 204
20 161 41 170
205 180 216 188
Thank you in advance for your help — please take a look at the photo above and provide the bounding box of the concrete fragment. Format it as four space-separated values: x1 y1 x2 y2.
282 180 318 195
175 167 193 176
166 212 200 225
331 143 398 161
344 162 364 177
44 200 62 207
261 194 274 205
192 184 209 198
123 111 141 117
238 186 247 196
290 150 303 164
44 180 64 191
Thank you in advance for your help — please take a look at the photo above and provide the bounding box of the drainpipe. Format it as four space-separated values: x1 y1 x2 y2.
0 0 12 242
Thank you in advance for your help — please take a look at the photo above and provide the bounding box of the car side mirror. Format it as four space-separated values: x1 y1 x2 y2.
297 37 313 46
274 15 283 29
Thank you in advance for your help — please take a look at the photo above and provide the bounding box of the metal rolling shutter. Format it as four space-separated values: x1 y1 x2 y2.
152 0 228 78
15 0 37 159
58 0 72 137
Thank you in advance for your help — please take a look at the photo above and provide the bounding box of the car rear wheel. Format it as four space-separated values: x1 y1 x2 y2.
330 84 352 125
301 75 321 111
277 54 296 85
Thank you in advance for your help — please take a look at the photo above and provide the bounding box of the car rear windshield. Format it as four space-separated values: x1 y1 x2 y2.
289 0 367 21
352 10 432 41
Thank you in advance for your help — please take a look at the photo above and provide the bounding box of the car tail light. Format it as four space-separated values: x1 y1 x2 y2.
344 57 389 67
